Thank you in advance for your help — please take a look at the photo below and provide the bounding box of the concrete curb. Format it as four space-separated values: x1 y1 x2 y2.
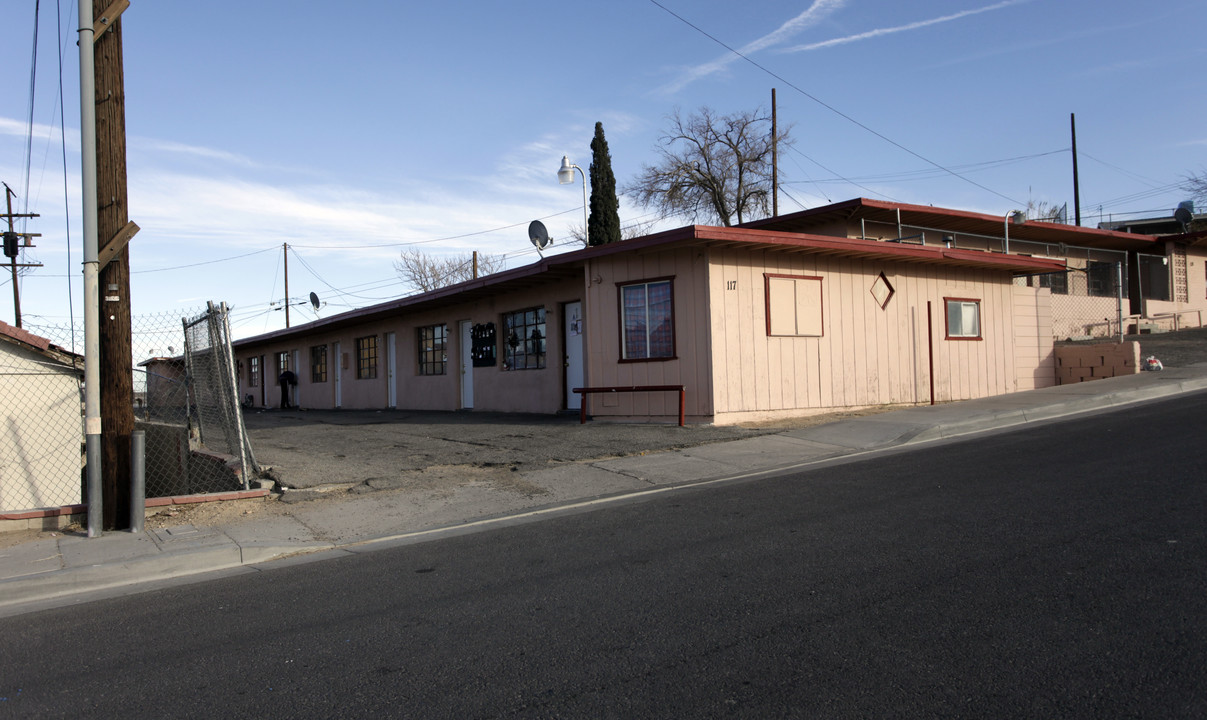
1 370 1204 613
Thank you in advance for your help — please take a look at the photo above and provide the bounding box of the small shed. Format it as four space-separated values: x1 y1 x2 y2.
0 321 84 511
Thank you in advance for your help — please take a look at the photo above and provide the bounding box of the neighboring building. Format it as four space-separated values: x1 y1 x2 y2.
0 321 83 510
231 198 1126 424
137 356 188 421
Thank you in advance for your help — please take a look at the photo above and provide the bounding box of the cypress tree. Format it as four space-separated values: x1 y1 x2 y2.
588 122 622 246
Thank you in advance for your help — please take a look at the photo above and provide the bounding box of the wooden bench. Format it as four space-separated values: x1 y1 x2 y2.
572 385 687 426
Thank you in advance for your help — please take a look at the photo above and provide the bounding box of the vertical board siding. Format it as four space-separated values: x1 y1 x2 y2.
1013 285 1056 390
708 250 1046 419
585 247 711 420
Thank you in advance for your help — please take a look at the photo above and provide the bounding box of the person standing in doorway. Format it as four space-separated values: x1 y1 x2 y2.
279 369 297 409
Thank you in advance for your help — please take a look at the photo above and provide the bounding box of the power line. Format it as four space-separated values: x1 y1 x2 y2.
782 148 1069 186
647 0 1026 207
288 207 580 250
56 0 75 356
130 246 280 274
22 0 41 224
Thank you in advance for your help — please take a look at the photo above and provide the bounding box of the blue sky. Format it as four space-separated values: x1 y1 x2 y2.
2 0 1204 342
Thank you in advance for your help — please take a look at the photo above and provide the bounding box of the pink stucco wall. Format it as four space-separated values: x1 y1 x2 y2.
236 277 584 414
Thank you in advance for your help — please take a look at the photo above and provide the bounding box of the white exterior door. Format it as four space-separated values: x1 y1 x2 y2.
385 332 397 408
460 320 473 409
333 341 342 408
564 301 584 410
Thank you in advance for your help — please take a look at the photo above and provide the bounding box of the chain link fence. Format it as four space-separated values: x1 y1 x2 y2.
5 302 258 514
181 303 257 491
1016 256 1126 342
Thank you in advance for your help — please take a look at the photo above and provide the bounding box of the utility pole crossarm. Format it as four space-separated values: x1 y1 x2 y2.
93 0 130 41
98 220 139 270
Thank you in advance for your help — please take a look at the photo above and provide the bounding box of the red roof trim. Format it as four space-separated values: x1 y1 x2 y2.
234 219 1064 347
0 320 51 352
694 226 1067 272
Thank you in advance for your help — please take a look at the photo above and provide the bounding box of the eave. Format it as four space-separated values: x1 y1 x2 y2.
743 198 1162 253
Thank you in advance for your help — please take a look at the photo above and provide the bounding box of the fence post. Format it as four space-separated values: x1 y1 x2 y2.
129 430 145 533
1115 261 1124 342
86 439 102 538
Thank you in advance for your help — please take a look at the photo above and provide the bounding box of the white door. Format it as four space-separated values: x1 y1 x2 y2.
460 320 474 409
564 301 584 410
333 341 342 408
385 332 397 408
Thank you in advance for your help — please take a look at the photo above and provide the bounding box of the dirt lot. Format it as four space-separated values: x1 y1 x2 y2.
0 405 897 549
238 405 902 499
9 328 1202 549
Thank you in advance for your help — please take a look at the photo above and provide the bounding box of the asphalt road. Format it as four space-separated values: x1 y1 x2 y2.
3 394 1205 718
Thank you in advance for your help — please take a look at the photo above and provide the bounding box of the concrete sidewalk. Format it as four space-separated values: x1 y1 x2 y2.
3 366 1205 614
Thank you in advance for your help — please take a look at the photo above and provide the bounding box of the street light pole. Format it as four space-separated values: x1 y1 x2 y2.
558 156 588 245
1003 210 1025 254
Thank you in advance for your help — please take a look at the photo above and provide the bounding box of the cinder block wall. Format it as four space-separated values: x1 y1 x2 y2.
1054 341 1140 385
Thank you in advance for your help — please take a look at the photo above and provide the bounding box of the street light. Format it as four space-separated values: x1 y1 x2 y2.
1003 209 1025 254
558 156 588 245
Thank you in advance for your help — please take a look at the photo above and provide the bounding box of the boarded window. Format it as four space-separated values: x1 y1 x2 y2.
765 274 823 337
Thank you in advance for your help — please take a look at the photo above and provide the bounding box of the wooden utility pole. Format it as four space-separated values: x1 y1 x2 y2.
3 184 42 328
1070 113 1082 227
94 0 137 530
771 88 778 218
283 243 290 328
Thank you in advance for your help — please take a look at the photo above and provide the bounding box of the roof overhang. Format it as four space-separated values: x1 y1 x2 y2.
676 225 1066 274
743 198 1162 253
234 217 1065 348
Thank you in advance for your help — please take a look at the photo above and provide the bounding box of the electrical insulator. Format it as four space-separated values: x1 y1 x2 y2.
2 231 19 258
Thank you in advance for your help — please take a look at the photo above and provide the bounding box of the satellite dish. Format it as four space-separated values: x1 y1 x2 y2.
309 291 321 311
1174 202 1194 232
528 220 551 254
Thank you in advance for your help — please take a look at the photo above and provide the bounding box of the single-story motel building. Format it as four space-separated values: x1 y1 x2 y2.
231 198 1193 424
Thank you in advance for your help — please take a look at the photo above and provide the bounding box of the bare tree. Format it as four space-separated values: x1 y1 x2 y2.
566 217 659 245
1026 199 1066 223
1184 171 1207 206
394 249 506 293
625 106 792 227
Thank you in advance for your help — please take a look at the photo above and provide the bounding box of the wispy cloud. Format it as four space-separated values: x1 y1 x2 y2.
0 115 78 148
658 0 847 94
780 0 1026 53
137 138 261 168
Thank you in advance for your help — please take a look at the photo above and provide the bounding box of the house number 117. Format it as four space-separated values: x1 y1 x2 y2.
726 280 737 290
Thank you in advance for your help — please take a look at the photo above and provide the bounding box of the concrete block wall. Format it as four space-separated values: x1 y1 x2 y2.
1054 341 1140 385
